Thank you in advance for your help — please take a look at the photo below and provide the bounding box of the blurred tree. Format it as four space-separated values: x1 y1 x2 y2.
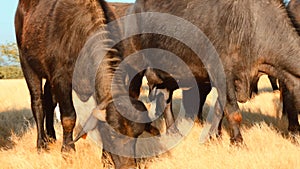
0 43 23 79
0 66 23 79
0 42 19 66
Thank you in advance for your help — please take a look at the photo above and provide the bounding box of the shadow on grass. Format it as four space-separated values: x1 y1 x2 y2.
202 97 292 141
0 108 34 150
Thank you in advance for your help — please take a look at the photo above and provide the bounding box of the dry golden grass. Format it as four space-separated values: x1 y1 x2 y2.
0 76 299 169
0 79 31 112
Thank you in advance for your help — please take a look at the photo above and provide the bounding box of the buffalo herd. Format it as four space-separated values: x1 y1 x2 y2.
15 0 300 168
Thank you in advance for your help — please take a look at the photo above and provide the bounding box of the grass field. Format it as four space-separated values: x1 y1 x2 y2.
0 76 299 169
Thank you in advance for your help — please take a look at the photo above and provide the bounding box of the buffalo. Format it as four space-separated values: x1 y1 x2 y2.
15 0 159 168
15 0 78 151
126 0 300 143
254 0 300 116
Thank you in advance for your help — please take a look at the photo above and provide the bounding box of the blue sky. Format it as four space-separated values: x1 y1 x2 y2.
0 0 134 45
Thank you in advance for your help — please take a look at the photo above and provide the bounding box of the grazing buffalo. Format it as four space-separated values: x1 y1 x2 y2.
15 0 159 167
266 0 300 116
282 0 300 114
255 0 300 116
126 0 300 143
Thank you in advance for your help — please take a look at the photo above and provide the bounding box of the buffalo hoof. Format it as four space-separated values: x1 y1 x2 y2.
288 125 300 144
61 147 76 163
46 131 56 142
230 134 243 145
230 137 247 149
45 133 56 144
61 144 76 162
61 143 75 152
216 130 222 139
287 127 300 144
196 116 204 125
47 137 56 144
37 139 49 151
288 125 300 133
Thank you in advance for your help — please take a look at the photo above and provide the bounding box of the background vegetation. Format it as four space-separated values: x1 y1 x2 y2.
0 42 23 79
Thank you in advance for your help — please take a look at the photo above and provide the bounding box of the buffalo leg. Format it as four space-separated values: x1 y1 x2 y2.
164 100 175 129
157 94 174 129
164 92 180 133
152 88 178 133
182 83 211 122
282 84 300 132
279 81 288 116
197 83 212 122
217 111 224 138
252 76 260 96
157 89 175 130
43 80 57 141
129 71 144 99
182 87 200 120
226 112 243 143
268 76 279 91
54 81 76 152
20 58 47 149
199 99 224 142
225 78 243 143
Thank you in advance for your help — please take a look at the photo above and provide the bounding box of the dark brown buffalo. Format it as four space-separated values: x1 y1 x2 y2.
254 0 300 117
280 0 300 117
264 0 300 116
127 0 300 143
288 0 300 32
15 0 80 151
15 0 158 167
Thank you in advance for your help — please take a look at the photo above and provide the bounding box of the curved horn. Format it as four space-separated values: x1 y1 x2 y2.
70 107 106 144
